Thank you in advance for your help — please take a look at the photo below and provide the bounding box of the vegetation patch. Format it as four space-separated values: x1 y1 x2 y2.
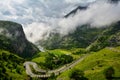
0 50 28 80
57 47 120 80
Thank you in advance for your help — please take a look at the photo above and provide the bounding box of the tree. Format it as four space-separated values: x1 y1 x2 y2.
47 73 56 80
44 53 73 69
70 69 88 80
104 67 115 80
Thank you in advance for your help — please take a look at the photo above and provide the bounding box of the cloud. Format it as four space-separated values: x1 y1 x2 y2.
65 0 96 4
57 0 120 35
23 22 52 43
0 0 94 23
1 0 120 44
0 0 91 43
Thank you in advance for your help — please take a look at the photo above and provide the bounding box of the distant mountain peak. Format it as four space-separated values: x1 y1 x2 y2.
64 5 88 18
110 0 119 3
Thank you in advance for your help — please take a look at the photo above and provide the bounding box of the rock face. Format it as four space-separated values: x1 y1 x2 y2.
0 21 39 58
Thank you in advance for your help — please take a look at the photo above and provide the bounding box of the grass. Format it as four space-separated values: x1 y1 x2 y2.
32 57 45 63
50 49 71 55
32 49 82 70
49 49 82 60
32 49 82 64
57 47 120 80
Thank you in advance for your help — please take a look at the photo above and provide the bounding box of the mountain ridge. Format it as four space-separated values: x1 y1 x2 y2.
64 5 88 18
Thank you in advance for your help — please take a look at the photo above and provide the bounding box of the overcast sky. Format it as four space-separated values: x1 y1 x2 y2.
0 0 95 24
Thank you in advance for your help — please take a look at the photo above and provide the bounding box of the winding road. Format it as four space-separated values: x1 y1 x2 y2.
23 47 120 78
24 47 120 78
24 54 89 78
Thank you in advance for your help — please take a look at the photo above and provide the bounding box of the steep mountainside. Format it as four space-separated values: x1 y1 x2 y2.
39 25 104 50
0 21 39 58
87 21 120 51
39 3 120 50
39 21 120 51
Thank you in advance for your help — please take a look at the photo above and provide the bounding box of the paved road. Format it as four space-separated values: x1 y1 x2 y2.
24 54 89 78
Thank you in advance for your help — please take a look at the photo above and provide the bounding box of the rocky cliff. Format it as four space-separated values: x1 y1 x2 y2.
0 21 39 58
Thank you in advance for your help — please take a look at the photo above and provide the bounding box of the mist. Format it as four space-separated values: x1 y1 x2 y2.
23 0 120 43
58 0 120 35
23 22 52 43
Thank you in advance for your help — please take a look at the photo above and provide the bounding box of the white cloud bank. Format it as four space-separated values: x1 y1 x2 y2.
23 22 52 43
58 0 120 35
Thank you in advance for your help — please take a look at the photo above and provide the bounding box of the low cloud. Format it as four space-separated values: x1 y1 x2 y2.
58 0 120 35
0 0 120 43
23 0 120 43
0 28 12 38
23 22 52 43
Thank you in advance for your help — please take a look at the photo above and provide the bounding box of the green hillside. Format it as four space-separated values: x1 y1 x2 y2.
32 49 80 70
39 25 104 50
0 50 29 80
39 21 120 52
57 47 120 80
87 22 120 51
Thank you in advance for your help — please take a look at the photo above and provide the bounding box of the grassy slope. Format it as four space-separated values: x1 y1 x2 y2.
32 49 85 70
0 50 28 80
57 47 120 80
32 49 84 64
